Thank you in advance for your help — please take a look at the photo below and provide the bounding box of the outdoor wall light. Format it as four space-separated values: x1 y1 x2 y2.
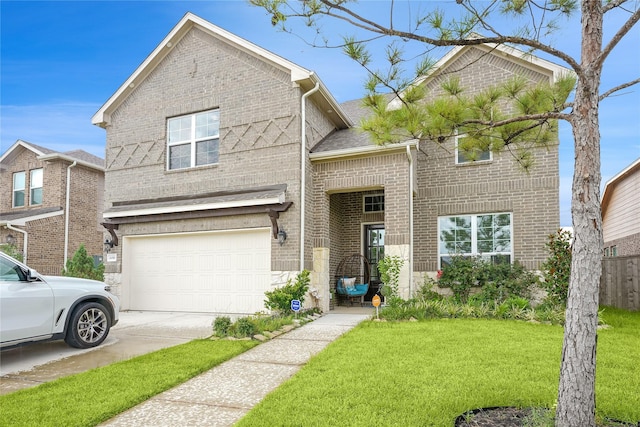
6 234 15 245
104 239 115 253
277 228 287 245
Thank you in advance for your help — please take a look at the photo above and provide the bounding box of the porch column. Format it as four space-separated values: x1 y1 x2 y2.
312 245 331 313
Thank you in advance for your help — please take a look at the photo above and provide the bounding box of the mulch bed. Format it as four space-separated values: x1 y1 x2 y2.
455 407 533 427
455 407 639 427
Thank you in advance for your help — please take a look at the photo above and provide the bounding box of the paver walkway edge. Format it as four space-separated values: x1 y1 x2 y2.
100 312 371 427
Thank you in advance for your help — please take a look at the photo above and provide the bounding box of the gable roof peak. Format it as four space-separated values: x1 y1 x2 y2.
92 12 351 129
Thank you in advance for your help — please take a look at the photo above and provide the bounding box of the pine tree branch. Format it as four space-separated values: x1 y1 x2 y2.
597 7 640 69
599 78 640 102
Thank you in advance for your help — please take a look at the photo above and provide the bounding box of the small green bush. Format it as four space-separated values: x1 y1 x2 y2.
264 270 310 314
232 317 256 338
213 316 232 337
541 228 572 306
415 276 443 301
437 256 481 303
0 243 23 261
438 256 538 304
63 244 104 281
378 255 405 304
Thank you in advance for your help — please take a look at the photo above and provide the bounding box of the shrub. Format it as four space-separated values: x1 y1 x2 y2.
231 317 256 338
541 228 572 306
213 316 232 337
0 243 23 262
378 255 405 305
264 270 310 314
438 256 537 304
415 276 443 301
437 256 485 303
63 244 104 281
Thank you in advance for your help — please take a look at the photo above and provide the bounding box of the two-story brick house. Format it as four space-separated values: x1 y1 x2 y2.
94 13 567 315
0 140 105 275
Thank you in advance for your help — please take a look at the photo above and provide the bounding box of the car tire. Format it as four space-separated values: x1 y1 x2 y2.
65 302 111 349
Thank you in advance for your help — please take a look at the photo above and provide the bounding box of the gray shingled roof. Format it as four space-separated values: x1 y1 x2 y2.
63 149 105 168
0 207 63 223
311 95 395 154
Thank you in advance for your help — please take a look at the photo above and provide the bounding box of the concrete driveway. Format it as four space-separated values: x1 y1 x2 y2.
0 311 217 395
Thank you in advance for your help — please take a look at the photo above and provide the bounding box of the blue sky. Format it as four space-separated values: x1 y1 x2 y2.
1 1 639 226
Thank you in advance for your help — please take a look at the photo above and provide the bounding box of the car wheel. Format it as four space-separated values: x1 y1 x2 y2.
65 302 111 349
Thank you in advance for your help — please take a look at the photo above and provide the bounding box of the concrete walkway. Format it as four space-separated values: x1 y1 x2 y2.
100 311 372 427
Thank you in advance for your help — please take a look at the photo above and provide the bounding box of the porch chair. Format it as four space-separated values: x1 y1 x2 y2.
335 254 370 306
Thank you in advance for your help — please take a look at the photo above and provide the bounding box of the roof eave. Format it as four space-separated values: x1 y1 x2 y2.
310 139 417 161
37 153 105 172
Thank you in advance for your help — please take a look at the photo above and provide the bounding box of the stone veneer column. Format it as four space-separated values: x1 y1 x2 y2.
312 247 331 313
384 244 412 300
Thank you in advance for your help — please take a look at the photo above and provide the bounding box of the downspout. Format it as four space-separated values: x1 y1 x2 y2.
6 223 28 264
406 144 414 297
64 161 77 266
300 81 320 271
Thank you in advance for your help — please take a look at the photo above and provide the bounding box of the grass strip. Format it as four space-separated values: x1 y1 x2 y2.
237 310 640 427
0 339 257 427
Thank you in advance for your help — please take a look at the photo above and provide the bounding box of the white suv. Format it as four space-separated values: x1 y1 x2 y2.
0 252 120 349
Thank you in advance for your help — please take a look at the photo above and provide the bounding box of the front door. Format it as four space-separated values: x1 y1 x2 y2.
364 224 384 299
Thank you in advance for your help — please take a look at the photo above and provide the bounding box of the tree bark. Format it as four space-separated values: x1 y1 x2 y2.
555 1 603 426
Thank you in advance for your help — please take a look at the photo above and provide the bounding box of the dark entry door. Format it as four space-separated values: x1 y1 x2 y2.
364 224 385 298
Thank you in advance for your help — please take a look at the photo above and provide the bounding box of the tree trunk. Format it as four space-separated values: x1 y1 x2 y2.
555 2 603 426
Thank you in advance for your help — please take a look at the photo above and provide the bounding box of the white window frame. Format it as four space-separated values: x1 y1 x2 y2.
30 168 43 206
437 212 513 269
167 109 220 170
13 171 25 208
455 134 492 164
363 194 384 213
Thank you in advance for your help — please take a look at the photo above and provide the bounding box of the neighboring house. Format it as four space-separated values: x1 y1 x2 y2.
601 157 640 256
0 140 105 275
94 13 567 315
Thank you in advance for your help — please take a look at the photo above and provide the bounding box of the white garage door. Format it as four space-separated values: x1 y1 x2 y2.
124 228 271 314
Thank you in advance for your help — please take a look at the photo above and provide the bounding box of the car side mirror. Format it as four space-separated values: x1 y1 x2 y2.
26 268 40 282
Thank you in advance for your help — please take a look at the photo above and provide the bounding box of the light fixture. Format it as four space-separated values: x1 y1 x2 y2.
6 234 15 245
277 229 287 245
104 239 115 253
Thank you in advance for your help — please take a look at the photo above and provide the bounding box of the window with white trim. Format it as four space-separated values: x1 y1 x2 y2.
30 168 43 205
456 135 491 164
438 213 512 267
13 172 25 208
167 109 220 170
363 194 384 213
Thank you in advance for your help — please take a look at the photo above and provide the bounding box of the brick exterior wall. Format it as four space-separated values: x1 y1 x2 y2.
604 232 640 257
413 47 559 271
312 150 411 279
102 26 336 277
0 147 104 274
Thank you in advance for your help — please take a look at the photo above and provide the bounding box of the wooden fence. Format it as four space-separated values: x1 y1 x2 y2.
600 255 640 311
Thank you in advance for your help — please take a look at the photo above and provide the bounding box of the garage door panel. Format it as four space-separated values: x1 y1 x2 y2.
125 229 271 314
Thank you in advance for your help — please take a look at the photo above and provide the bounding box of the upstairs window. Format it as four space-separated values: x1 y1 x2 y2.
30 168 43 205
13 172 25 207
364 194 384 213
167 109 220 170
438 213 512 268
456 135 491 164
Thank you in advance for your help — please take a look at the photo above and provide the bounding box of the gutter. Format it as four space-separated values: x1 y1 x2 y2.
64 161 77 266
6 223 28 264
406 145 414 297
300 81 320 271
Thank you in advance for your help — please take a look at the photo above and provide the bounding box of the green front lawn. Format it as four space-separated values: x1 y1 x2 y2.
1 308 637 427
237 307 640 426
0 339 257 427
